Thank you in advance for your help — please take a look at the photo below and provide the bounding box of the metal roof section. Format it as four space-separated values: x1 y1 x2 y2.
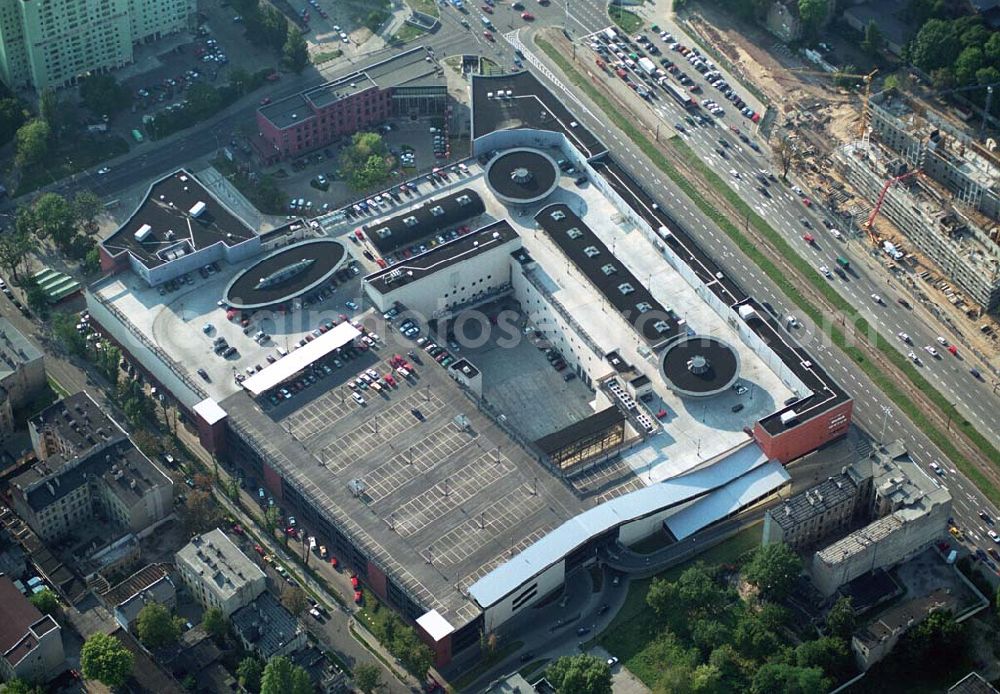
362 188 486 255
241 322 361 396
259 47 443 130
416 609 455 641
364 220 519 294
100 170 257 270
534 202 685 349
663 460 790 540
471 71 606 159
193 398 227 426
468 443 770 608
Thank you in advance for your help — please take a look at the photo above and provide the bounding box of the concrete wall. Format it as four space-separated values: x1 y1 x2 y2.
754 399 853 464
618 506 678 546
811 500 952 596
483 559 565 631
86 286 207 410
363 237 518 318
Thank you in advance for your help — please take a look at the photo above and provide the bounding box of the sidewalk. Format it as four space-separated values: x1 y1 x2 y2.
173 422 423 693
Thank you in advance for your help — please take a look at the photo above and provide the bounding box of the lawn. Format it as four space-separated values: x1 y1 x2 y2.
534 35 1000 504
405 0 439 18
393 23 428 43
15 134 129 196
596 524 762 675
312 49 343 65
480 57 504 76
610 7 642 34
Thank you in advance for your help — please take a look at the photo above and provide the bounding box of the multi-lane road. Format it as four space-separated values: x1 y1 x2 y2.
14 0 998 604
508 26 999 556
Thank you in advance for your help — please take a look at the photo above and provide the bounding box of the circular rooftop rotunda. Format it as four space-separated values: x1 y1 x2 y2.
224 238 346 311
485 148 560 205
659 335 741 398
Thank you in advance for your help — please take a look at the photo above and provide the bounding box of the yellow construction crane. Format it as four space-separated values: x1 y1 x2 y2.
789 68 879 139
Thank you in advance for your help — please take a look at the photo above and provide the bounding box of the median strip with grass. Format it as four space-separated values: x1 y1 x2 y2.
535 37 1000 503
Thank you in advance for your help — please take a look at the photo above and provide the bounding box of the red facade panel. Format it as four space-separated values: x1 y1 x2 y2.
366 561 388 601
754 399 853 463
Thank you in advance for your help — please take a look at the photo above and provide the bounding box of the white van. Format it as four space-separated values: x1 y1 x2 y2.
276 346 288 357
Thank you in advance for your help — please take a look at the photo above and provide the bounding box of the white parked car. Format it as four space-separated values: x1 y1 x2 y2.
870 293 883 304
924 345 939 358
897 332 911 343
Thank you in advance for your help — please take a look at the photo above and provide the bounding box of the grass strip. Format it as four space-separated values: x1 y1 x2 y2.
312 49 343 64
609 7 643 33
535 37 1000 503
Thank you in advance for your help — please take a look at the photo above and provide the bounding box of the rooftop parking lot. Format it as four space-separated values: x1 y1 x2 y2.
221 316 584 625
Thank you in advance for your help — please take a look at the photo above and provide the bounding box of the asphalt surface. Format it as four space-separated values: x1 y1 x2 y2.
9 3 999 687
510 22 999 576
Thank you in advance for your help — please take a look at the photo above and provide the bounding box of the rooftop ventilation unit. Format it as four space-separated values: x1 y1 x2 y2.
566 227 583 239
617 282 635 295
134 224 153 242
189 201 207 217
583 246 600 258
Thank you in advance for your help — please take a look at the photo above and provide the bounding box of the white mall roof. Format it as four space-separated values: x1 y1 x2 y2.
416 609 455 641
242 322 361 396
663 461 790 540
468 443 770 608
193 398 228 425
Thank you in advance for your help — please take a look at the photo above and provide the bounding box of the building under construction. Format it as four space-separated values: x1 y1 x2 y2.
832 91 1000 312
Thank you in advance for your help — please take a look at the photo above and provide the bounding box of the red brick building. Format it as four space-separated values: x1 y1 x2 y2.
254 47 447 163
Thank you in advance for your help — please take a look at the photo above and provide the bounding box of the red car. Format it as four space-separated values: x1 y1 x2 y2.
482 4 493 11
521 11 534 19
803 233 815 245
330 556 339 568
254 544 265 555
354 590 364 604
350 576 360 589
376 257 387 268
802 197 812 207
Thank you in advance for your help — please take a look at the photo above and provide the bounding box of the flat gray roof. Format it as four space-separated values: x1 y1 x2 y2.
259 47 445 130
100 170 256 270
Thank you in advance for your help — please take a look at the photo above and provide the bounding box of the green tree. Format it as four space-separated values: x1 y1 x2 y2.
690 663 725 694
14 118 50 169
38 89 64 136
0 98 26 146
203 607 228 640
187 83 223 118
733 610 782 661
861 21 884 57
282 28 309 73
708 644 750 692
136 603 182 649
0 230 31 281
751 662 829 694
237 656 264 693
794 636 850 679
743 543 801 601
353 662 383 693
546 653 612 694
52 311 87 356
985 32 1000 62
261 656 312 694
281 586 309 616
908 0 946 25
81 632 134 688
181 489 223 534
911 19 961 72
28 588 58 614
895 610 965 675
73 190 103 233
956 46 985 85
340 131 392 190
691 619 730 656
79 74 131 116
0 679 45 694
797 0 828 36
30 192 77 249
976 66 1000 86
930 67 956 90
825 596 855 640
23 278 48 317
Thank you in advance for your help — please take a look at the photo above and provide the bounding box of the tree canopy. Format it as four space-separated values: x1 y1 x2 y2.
911 19 962 73
260 656 313 694
340 132 392 190
825 596 855 640
80 632 134 688
136 602 182 649
79 74 131 116
282 28 309 73
181 489 224 534
743 543 801 601
353 662 384 693
203 607 228 640
797 0 828 37
14 119 50 169
237 656 264 693
28 589 59 615
546 654 612 694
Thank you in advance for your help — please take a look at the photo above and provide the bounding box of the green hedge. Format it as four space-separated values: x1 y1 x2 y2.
535 37 1000 504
